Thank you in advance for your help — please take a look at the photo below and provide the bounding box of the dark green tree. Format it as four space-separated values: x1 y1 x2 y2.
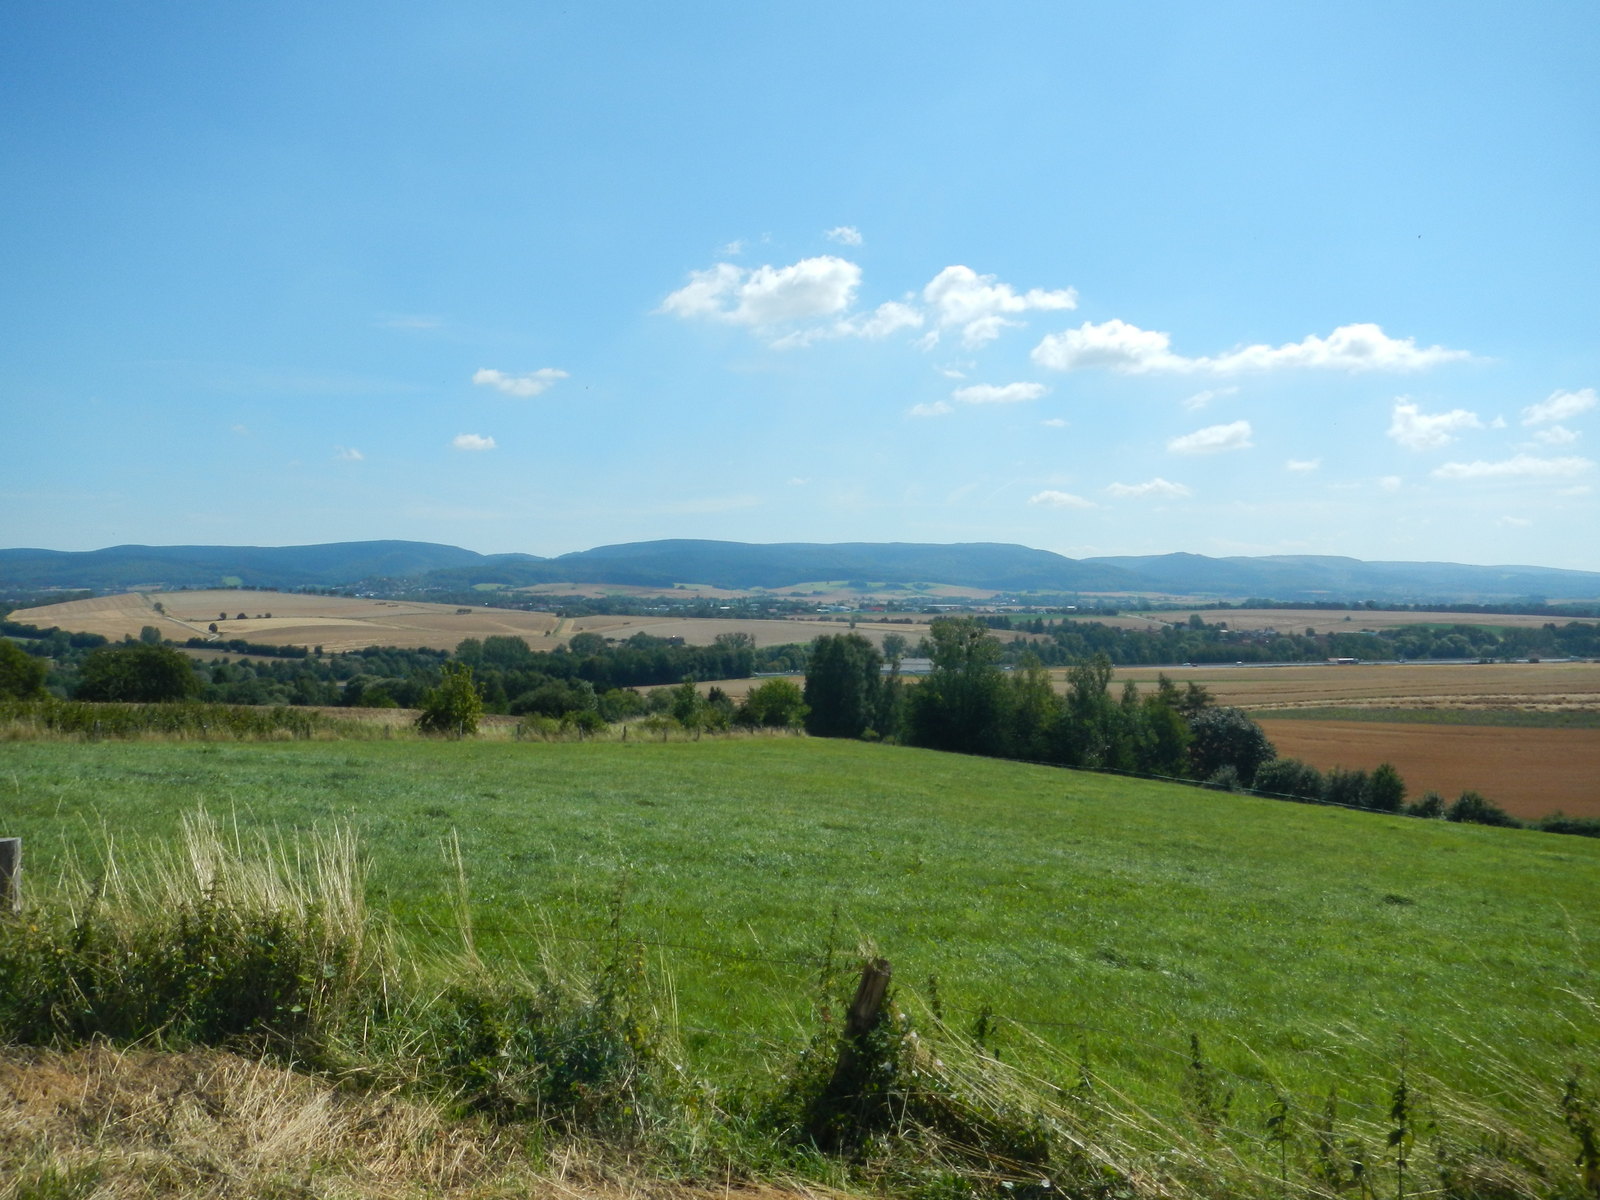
0 640 48 699
1368 762 1407 812
905 617 1012 756
803 633 883 738
1188 706 1275 787
75 644 202 703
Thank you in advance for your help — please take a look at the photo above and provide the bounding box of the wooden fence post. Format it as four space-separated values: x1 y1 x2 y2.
808 957 892 1147
0 838 19 914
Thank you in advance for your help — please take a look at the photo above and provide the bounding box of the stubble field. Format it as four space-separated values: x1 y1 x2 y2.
11 590 934 653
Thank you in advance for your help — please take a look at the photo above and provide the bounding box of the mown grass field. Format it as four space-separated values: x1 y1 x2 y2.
6 736 1597 1157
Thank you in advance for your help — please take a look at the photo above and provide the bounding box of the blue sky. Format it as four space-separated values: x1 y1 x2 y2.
4 3 1598 569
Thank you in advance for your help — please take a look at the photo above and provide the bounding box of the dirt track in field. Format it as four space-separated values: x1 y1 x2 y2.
1256 719 1600 819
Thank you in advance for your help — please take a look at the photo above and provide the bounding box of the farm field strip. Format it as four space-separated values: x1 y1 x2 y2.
1257 718 1600 818
1113 661 1600 711
1148 606 1600 633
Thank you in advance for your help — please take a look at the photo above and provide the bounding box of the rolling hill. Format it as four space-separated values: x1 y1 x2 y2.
5 538 1600 602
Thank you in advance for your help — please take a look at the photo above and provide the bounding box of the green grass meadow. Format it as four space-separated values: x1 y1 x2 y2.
5 736 1599 1189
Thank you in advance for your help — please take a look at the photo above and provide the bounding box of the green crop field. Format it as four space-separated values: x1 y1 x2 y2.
5 737 1599 1194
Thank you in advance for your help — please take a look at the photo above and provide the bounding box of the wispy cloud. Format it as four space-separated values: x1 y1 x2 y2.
824 225 863 246
1034 320 1470 374
1387 399 1483 450
1432 454 1593 481
1168 420 1253 455
951 381 1048 405
452 433 496 451
1183 386 1237 411
1285 458 1321 472
1028 490 1098 509
1041 417 1068 428
1522 387 1596 425
1528 425 1580 446
334 446 364 461
473 367 569 397
1105 477 1193 499
908 401 953 418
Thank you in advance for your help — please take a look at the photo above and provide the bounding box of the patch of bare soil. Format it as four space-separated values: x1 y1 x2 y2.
0 1045 841 1200
1256 720 1600 819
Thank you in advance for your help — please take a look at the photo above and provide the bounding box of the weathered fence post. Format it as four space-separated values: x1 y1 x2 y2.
808 956 892 1148
0 838 19 913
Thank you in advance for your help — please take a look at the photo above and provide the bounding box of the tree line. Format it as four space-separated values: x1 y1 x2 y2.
800 619 1594 837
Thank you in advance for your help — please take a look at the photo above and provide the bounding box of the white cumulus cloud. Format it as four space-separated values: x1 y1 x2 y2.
908 401 954 418
1105 477 1193 499
1034 320 1470 374
452 433 496 452
1386 399 1484 450
824 225 863 246
660 256 861 328
922 265 1078 348
1522 387 1597 426
473 367 569 398
1167 420 1253 455
952 382 1048 405
1431 454 1594 481
1032 318 1179 372
1028 490 1098 509
1285 458 1321 472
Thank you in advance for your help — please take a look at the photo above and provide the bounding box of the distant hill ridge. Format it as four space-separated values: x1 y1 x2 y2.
3 538 1599 602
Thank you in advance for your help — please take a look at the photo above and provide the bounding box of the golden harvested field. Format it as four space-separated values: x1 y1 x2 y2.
566 614 935 649
1257 720 1600 819
1112 660 1600 713
11 590 560 653
10 590 936 654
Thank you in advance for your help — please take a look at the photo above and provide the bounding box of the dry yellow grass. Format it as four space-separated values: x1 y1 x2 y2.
0 1046 843 1200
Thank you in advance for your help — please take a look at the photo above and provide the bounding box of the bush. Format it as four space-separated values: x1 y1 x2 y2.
1446 790 1522 828
1323 766 1370 808
416 663 484 737
1405 791 1445 818
1536 814 1600 838
1253 757 1324 801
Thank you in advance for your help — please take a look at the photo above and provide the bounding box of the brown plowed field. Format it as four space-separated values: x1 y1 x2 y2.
1256 719 1600 819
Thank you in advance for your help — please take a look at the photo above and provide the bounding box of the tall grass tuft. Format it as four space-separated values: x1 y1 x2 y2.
0 812 381 1057
0 698 360 741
